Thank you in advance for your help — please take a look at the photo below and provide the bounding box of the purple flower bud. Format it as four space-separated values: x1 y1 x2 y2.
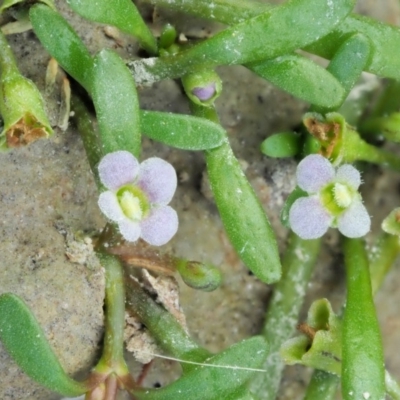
97 151 178 246
191 83 216 101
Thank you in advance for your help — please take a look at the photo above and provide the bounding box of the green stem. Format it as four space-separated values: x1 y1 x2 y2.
142 0 271 25
125 275 210 368
96 252 129 375
386 371 400 400
250 233 321 399
361 113 400 143
369 233 400 296
342 237 385 400
0 29 19 76
344 127 400 171
356 140 400 171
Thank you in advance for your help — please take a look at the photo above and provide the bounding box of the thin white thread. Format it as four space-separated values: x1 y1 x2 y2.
140 352 267 373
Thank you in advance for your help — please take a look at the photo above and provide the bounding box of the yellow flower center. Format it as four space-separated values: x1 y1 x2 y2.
116 184 150 221
333 183 352 208
320 182 357 216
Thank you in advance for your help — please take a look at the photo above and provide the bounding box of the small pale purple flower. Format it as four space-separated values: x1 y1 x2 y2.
289 154 370 239
98 151 178 246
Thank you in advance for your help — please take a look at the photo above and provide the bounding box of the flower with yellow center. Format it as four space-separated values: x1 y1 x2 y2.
288 154 370 239
98 151 178 246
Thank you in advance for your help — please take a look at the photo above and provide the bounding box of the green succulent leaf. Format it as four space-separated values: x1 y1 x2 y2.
307 14 400 81
325 34 370 99
248 55 345 109
314 33 370 114
141 0 271 25
159 23 177 49
141 111 225 150
261 132 301 158
206 141 281 283
132 336 268 400
0 0 55 13
30 4 93 91
92 49 141 158
342 238 385 400
66 0 157 54
0 293 87 396
129 0 355 84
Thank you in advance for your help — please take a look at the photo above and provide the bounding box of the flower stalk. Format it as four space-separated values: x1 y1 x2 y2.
249 232 321 399
88 252 135 396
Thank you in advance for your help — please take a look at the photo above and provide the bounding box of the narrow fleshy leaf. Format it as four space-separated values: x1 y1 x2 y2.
0 0 55 13
0 293 87 396
92 49 141 157
132 336 268 400
147 2 400 83
206 141 281 283
140 111 225 150
261 132 301 158
307 14 400 81
342 238 385 400
248 54 345 108
325 34 370 100
129 0 355 84
141 0 271 25
66 0 157 54
190 103 281 283
30 4 93 91
314 33 370 114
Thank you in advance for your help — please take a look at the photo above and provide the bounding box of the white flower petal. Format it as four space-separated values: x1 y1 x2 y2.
289 196 333 239
335 164 361 190
137 158 177 205
98 151 139 190
119 219 141 242
98 191 125 222
140 206 178 246
338 200 371 238
296 154 335 193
